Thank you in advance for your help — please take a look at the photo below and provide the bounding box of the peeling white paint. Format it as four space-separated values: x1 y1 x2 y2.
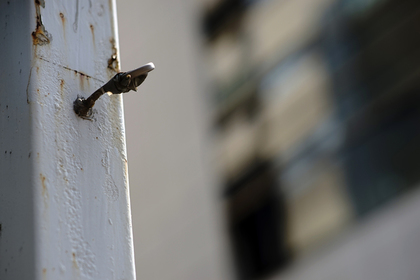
0 0 135 279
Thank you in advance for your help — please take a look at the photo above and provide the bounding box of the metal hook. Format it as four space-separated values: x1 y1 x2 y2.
73 62 155 119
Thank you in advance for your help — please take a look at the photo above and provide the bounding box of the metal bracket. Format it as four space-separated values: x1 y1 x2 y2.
74 62 155 119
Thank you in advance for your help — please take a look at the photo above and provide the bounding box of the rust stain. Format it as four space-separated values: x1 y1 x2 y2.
90 24 95 43
40 174 46 195
59 12 66 34
79 74 85 91
78 73 90 91
107 38 119 72
42 268 47 279
40 173 48 209
72 252 79 270
60 79 65 93
32 0 51 45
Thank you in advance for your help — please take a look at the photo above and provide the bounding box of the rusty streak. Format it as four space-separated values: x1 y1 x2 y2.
36 56 104 83
72 252 79 270
60 79 65 92
40 174 46 195
90 24 95 45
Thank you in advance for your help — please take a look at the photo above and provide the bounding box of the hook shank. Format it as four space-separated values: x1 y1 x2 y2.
73 63 155 119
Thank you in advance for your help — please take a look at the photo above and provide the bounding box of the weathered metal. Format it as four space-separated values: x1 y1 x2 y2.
74 63 155 119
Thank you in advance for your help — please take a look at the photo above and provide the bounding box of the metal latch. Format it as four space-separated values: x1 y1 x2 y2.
73 62 155 119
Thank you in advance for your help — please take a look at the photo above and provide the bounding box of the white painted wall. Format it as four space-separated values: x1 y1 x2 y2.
0 1 135 279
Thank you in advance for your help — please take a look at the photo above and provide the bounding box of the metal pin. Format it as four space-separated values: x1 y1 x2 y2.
73 62 155 119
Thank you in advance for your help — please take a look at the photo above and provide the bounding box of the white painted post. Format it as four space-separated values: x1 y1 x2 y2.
0 1 136 279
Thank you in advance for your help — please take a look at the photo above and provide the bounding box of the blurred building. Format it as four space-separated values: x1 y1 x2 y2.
118 0 420 279
200 0 420 279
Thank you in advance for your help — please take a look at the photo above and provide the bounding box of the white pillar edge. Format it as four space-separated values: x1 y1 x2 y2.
0 0 136 279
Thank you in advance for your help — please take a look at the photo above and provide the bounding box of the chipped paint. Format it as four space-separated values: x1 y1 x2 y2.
107 38 119 72
32 0 51 45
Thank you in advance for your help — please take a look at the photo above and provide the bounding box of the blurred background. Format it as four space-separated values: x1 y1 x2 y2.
117 0 420 279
